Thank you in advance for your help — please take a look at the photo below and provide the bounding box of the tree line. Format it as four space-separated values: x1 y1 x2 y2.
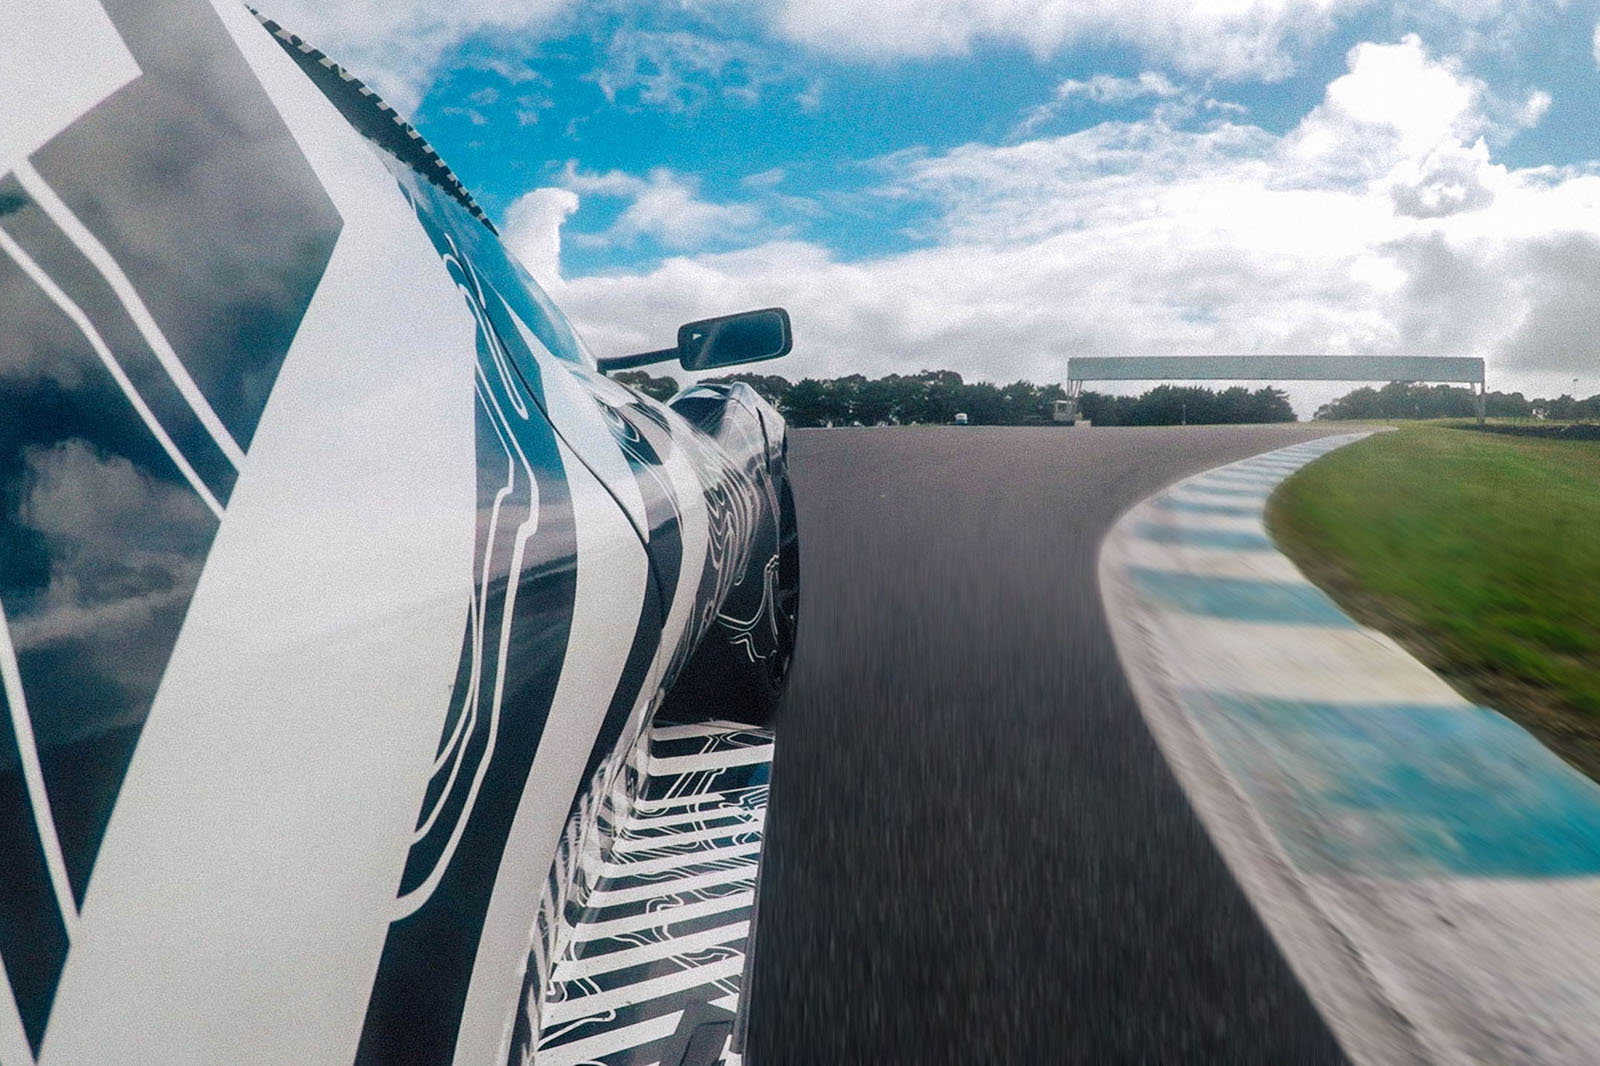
617 370 1294 427
1315 382 1600 422
613 370 1598 427
1077 385 1295 426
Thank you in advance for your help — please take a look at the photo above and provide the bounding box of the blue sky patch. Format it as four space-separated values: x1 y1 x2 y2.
269 0 1600 401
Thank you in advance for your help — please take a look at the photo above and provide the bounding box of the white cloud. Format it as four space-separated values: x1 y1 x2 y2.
1325 37 1478 147
1014 72 1186 136
1283 35 1516 226
1289 35 1482 172
11 439 212 651
541 36 1600 409
262 0 1565 136
255 0 574 113
796 80 825 113
589 27 803 111
1519 89 1552 128
503 187 580 283
560 165 763 249
771 0 1358 80
1056 72 1183 105
742 167 788 189
439 105 490 126
1594 20 1600 67
1387 139 1500 219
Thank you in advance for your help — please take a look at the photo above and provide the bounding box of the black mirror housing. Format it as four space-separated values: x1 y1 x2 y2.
597 307 793 374
678 308 792 372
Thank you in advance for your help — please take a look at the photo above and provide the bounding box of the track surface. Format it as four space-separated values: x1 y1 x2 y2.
746 425 1355 1065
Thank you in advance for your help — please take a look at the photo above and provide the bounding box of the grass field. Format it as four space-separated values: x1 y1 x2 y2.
1267 423 1600 781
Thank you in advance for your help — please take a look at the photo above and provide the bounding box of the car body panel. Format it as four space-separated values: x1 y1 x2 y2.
0 3 792 1063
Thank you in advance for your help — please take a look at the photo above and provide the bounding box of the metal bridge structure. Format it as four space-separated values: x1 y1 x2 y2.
1063 355 1488 423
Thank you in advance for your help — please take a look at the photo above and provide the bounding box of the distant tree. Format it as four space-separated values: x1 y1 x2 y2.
1320 383 1544 421
1547 394 1580 421
613 370 681 402
994 380 1056 424
1247 387 1296 422
1032 383 1054 421
882 375 924 422
853 377 898 426
831 374 867 425
781 379 837 427
907 369 963 424
1125 385 1181 425
962 381 1003 424
1070 385 1290 425
755 371 1311 427
1484 391 1532 418
1323 386 1384 420
1076 390 1123 425
618 368 1600 429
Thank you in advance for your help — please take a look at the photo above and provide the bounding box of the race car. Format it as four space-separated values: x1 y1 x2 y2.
0 2 797 1063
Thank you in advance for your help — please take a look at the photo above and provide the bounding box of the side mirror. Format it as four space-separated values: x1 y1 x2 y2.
598 307 793 374
677 308 792 371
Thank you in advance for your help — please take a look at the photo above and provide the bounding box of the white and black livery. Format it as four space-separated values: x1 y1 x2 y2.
0 3 797 1064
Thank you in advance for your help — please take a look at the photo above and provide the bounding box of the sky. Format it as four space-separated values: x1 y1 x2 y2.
259 0 1600 416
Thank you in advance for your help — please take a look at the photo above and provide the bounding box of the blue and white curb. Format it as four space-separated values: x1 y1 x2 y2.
1101 432 1600 1066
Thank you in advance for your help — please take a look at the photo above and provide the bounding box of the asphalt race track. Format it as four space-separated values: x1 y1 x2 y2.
745 425 1357 1065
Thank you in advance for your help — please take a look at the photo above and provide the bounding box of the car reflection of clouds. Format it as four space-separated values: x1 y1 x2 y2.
30 0 341 445
10 440 211 742
0 263 87 381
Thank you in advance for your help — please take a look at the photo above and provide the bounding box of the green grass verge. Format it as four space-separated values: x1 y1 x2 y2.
1266 422 1600 781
